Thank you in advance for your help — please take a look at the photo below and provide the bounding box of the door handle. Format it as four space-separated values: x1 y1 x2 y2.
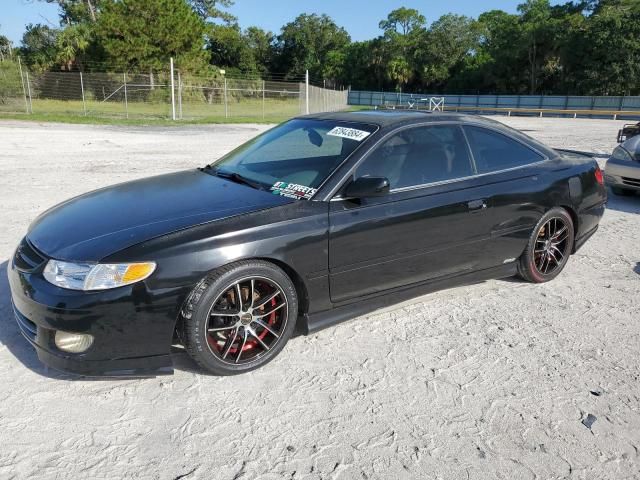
468 199 487 211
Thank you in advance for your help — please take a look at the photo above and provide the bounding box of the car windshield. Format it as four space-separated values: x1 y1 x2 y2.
206 119 377 200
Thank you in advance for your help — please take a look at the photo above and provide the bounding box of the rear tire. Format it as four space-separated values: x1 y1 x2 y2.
517 208 574 283
183 260 298 375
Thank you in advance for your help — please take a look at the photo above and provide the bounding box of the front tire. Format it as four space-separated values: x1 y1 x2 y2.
183 260 298 375
517 208 575 283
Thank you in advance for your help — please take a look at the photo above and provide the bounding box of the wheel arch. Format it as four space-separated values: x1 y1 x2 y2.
173 256 310 342
558 204 579 253
254 256 310 317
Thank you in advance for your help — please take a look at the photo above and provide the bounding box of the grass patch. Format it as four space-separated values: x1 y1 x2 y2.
0 97 301 125
0 111 288 126
0 97 363 126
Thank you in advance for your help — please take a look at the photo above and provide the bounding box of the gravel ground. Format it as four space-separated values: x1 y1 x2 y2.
0 116 639 480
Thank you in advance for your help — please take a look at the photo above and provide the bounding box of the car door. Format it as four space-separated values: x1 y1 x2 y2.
462 125 550 270
328 124 494 304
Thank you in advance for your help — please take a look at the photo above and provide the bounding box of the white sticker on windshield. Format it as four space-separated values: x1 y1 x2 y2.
327 126 371 142
270 181 317 200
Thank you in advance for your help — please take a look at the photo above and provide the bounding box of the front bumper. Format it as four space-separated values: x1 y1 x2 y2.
8 243 190 377
605 158 640 191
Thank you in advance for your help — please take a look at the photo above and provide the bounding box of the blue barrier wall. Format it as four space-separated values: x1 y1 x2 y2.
348 90 640 120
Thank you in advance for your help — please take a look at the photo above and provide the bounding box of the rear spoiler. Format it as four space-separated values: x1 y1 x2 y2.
553 148 608 159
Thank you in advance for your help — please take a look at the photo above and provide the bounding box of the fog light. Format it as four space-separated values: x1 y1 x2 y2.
54 331 94 353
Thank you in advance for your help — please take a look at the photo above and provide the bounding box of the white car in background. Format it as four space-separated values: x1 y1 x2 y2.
606 133 640 196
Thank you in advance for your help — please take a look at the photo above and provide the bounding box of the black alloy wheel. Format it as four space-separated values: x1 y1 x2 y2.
518 207 575 283
183 260 298 375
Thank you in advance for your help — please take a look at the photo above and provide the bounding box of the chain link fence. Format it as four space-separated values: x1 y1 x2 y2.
0 59 349 121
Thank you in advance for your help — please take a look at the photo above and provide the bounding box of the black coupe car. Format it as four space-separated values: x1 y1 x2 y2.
9 111 606 376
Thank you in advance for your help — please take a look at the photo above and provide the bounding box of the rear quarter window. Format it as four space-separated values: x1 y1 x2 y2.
464 126 544 174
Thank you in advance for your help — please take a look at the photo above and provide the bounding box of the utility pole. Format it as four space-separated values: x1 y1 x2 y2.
305 70 310 114
123 72 129 118
80 71 87 116
178 71 183 120
25 70 33 113
18 57 29 114
224 76 228 118
170 57 176 121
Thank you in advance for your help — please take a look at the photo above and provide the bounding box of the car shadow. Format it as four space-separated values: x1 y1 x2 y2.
605 187 640 215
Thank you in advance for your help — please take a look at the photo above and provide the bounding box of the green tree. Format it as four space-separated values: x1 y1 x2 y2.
188 0 236 23
55 23 91 70
338 39 388 90
0 29 12 61
208 24 258 72
564 0 640 94
518 0 562 94
20 24 60 72
0 59 24 105
376 8 426 90
379 7 426 35
97 0 208 73
244 27 275 74
275 14 351 80
416 14 479 90
38 0 103 24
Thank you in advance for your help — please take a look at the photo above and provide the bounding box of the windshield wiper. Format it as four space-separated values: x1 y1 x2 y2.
209 169 266 191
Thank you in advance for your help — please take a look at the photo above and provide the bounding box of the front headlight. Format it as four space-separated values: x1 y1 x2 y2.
43 260 156 291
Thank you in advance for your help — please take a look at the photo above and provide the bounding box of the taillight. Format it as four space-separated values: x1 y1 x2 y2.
594 166 604 185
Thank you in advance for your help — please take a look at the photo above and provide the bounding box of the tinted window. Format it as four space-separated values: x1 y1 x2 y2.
464 126 544 174
210 119 376 193
355 125 474 189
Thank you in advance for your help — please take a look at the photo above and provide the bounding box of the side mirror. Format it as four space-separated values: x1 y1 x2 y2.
343 176 390 198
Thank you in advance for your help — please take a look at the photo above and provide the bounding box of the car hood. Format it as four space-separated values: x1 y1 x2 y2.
27 169 293 261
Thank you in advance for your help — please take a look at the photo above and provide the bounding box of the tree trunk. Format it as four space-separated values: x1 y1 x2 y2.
149 69 155 90
86 0 97 22
529 42 537 94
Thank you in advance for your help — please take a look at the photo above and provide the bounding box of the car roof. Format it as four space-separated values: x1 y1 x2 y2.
299 109 500 127
299 109 556 158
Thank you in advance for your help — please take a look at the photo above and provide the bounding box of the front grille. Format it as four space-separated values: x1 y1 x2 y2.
13 238 46 272
622 176 640 188
13 305 37 341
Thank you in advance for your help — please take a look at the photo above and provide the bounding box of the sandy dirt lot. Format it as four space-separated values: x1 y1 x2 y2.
0 117 639 480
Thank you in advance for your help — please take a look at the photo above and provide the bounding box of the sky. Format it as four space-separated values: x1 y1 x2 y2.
1 0 564 45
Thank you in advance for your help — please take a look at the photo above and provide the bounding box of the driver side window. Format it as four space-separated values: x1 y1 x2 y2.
355 125 474 190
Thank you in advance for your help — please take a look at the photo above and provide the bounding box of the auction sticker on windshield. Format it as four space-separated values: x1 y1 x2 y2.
327 126 371 142
270 181 317 200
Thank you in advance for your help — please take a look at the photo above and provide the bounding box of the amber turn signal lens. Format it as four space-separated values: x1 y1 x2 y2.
123 263 156 283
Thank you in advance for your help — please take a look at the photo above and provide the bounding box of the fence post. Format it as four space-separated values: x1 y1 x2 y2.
262 80 265 120
224 76 228 118
17 57 29 114
305 70 310 114
80 71 87 116
178 71 183 120
25 70 33 114
170 57 176 120
123 72 129 119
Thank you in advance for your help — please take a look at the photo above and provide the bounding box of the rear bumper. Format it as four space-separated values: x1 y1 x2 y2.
605 158 640 191
574 201 605 253
8 247 190 377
